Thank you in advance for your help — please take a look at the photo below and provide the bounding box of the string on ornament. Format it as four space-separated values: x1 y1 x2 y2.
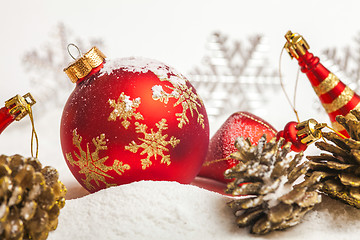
277 35 347 152
278 47 301 123
26 102 39 158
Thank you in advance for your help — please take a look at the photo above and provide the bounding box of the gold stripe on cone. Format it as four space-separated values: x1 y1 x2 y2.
321 86 355 113
313 73 340 96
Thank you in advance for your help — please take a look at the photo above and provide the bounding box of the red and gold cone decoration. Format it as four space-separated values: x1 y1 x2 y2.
284 31 360 137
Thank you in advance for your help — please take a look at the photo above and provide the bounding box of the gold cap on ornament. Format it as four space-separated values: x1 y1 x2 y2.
284 31 310 59
5 93 36 121
296 119 326 145
63 46 106 83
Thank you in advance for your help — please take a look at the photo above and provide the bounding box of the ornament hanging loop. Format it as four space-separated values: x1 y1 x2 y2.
67 43 82 60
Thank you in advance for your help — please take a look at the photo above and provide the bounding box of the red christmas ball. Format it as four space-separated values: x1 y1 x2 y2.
60 48 209 193
277 121 308 152
198 112 277 183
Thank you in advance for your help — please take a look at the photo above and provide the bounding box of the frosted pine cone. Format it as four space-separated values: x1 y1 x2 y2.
0 154 66 240
307 110 360 208
225 135 322 234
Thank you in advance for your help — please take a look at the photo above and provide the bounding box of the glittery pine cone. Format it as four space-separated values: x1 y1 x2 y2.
225 135 322 235
0 154 66 240
307 109 360 208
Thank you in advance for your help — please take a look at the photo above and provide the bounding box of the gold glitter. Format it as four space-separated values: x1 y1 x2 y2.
125 119 180 169
66 129 130 190
322 86 354 113
152 77 205 129
108 92 144 129
322 185 360 208
312 73 340 96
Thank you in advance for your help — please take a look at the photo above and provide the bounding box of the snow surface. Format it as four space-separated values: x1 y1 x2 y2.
48 181 360 240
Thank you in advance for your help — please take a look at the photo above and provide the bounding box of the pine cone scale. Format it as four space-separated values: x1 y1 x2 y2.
236 208 264 227
339 173 360 187
268 202 293 224
315 141 350 158
349 187 360 200
296 191 321 208
228 196 264 210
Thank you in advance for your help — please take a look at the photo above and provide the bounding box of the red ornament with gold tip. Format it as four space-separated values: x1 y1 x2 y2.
284 31 360 137
0 93 36 134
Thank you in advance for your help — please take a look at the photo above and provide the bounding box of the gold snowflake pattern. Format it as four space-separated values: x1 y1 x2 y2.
66 129 130 191
125 119 180 170
108 92 144 129
152 77 205 129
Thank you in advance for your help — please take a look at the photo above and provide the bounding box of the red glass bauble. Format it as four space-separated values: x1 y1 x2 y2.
198 112 277 183
60 54 209 192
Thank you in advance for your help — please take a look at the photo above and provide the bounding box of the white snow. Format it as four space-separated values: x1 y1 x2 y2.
152 85 164 99
100 57 187 88
47 180 360 240
122 95 140 112
263 176 292 208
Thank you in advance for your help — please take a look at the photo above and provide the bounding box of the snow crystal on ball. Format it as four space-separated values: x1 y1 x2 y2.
151 85 164 99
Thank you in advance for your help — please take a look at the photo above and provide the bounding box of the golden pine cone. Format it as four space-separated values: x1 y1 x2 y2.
307 109 360 208
0 154 66 240
225 135 322 235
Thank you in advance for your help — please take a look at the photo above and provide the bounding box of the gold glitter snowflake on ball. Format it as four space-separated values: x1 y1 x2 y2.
125 119 180 169
152 77 205 129
108 92 143 129
66 129 130 191
225 135 322 235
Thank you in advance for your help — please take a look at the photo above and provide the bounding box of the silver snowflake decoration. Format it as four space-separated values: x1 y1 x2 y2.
22 22 104 112
188 32 280 124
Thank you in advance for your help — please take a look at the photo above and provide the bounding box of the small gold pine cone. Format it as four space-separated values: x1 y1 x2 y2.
225 135 322 235
307 109 360 208
0 154 66 240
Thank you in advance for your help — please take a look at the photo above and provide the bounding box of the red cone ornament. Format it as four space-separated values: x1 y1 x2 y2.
284 31 360 137
60 46 209 192
198 112 277 183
